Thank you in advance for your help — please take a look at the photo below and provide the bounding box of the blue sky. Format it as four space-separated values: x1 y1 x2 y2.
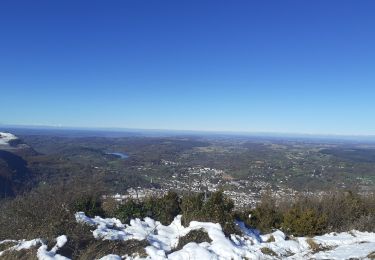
1 1 375 135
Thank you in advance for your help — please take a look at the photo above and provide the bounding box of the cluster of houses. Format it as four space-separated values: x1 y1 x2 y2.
108 163 303 208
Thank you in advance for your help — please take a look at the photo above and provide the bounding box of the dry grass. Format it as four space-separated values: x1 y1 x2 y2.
0 248 38 260
174 229 212 251
0 179 105 239
368 251 375 259
101 197 119 217
306 238 321 252
306 238 333 253
260 247 278 257
266 235 275 242
78 239 148 259
0 241 17 252
0 180 108 259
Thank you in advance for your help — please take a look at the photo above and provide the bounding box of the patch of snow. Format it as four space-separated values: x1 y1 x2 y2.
99 254 122 260
168 243 214 260
2 214 375 260
0 236 69 260
37 235 70 260
75 212 375 259
38 234 69 260
0 238 43 256
313 241 375 259
54 235 68 250
235 220 262 242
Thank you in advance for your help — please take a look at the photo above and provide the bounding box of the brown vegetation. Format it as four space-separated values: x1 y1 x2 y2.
260 247 277 256
237 191 375 236
78 239 148 259
0 179 374 259
174 229 212 251
0 248 38 260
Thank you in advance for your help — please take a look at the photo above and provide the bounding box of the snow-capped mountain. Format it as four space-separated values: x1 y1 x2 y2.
0 132 19 146
0 132 36 156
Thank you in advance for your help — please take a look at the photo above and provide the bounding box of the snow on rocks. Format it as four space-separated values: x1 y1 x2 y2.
75 212 375 259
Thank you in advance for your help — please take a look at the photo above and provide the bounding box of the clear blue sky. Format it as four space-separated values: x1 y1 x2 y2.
1 1 375 135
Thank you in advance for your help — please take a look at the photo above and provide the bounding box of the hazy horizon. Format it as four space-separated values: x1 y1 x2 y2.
3 123 375 141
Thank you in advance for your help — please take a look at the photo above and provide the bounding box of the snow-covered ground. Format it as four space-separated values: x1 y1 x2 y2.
0 132 18 146
75 213 375 260
1 213 375 259
0 235 69 259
